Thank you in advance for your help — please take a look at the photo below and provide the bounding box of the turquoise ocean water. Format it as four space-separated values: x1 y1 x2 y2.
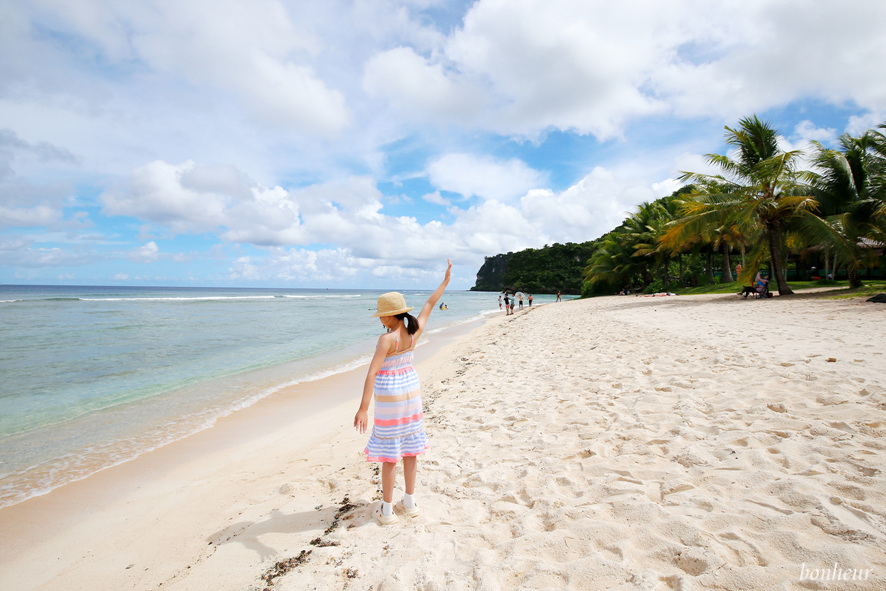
0 285 549 508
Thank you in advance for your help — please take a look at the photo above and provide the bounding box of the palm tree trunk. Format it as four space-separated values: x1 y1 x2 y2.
706 247 715 283
782 246 790 285
848 265 861 289
721 242 733 282
766 222 793 295
823 248 829 280
678 254 684 285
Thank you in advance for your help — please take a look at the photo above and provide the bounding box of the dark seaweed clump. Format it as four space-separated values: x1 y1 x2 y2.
260 550 312 589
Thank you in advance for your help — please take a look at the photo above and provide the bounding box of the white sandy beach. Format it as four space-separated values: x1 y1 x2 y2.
2 292 885 590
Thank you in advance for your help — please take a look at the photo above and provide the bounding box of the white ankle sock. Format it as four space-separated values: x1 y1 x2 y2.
402 493 415 509
381 501 393 516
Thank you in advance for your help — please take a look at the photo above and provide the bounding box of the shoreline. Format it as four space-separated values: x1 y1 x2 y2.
3 294 885 590
0 311 500 590
0 305 498 510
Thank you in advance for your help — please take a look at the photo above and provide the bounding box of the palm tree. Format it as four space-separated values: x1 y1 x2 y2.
658 186 704 285
630 200 675 287
713 222 745 282
864 124 886 241
673 116 817 295
583 227 640 291
808 130 886 287
584 202 667 292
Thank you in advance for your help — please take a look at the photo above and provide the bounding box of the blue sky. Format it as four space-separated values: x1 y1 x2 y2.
2 0 885 290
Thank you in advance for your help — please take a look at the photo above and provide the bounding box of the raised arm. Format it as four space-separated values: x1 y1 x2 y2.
416 259 452 330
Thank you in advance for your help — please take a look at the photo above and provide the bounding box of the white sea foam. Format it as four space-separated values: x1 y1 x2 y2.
282 294 362 299
79 295 279 301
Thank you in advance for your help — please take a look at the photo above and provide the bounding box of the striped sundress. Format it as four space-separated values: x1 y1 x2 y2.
364 341 429 463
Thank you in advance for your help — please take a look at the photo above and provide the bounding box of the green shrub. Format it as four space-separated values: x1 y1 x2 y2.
644 279 664 294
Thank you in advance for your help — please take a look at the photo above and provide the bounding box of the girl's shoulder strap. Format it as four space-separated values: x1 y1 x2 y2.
389 332 415 355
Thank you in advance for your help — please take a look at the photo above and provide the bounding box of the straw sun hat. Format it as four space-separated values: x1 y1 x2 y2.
372 292 413 317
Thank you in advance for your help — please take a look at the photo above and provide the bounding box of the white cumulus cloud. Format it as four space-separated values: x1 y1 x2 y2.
427 153 547 203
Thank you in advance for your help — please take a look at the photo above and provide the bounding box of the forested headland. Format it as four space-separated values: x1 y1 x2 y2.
471 242 596 294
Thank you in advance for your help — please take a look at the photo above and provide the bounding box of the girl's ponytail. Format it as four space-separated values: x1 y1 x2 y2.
396 312 419 335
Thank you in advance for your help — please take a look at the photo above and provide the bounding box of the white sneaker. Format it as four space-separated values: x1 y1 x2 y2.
399 502 420 517
372 502 398 525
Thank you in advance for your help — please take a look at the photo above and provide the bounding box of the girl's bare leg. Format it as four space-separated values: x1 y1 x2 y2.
402 456 417 495
381 461 397 503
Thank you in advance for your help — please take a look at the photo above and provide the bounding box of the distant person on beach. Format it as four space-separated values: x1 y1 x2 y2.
498 295 502 309
556 290 562 302
503 293 510 315
510 296 516 314
528 294 533 307
755 271 769 288
740 271 770 298
354 259 451 525
518 293 523 309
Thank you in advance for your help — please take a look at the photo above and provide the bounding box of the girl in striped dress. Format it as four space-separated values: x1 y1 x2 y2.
354 259 451 525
